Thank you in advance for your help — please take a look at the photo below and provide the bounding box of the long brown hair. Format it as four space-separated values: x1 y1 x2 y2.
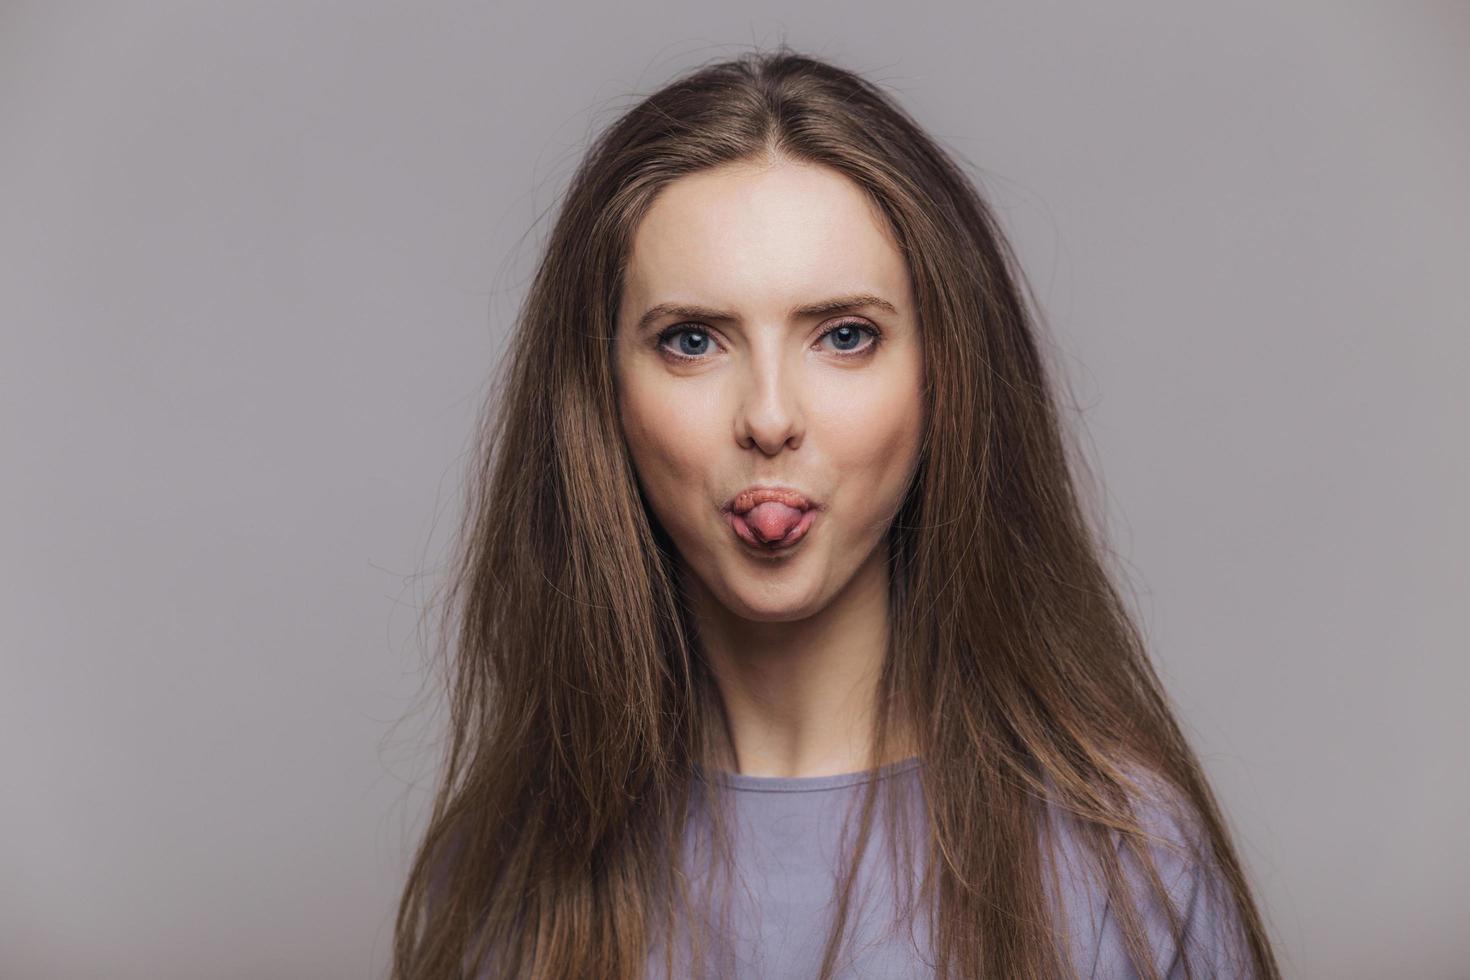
390 46 1280 979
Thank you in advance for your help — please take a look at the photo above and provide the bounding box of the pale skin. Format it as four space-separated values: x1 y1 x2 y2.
612 158 925 779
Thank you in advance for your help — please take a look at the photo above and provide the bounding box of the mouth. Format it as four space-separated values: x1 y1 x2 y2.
721 485 823 552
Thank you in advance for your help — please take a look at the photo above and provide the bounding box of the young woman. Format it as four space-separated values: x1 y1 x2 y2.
391 47 1281 980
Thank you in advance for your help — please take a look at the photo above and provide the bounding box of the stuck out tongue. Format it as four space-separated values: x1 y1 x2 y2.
743 501 807 542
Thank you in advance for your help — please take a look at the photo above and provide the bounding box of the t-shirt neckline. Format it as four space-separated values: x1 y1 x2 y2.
695 754 923 793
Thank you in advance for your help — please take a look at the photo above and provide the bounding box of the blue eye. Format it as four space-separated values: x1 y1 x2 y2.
824 322 874 354
662 327 714 359
655 319 882 363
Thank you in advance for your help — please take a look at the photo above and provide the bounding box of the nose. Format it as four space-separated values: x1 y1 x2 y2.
733 340 804 454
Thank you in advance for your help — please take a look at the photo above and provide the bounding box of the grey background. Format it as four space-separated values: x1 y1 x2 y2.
2 3 1465 978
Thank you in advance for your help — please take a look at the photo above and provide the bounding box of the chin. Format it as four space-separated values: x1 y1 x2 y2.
717 570 828 622
726 599 822 624
673 527 831 620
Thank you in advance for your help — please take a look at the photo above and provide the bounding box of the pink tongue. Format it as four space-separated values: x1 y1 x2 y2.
743 501 806 542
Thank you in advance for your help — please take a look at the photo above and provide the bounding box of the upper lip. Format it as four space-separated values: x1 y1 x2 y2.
724 484 822 515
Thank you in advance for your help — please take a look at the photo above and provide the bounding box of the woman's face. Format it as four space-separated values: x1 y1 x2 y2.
612 159 924 622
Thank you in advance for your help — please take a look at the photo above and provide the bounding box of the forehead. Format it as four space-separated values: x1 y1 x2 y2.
621 161 911 317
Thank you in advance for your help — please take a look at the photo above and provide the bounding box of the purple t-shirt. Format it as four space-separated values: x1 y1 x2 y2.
641 756 1255 979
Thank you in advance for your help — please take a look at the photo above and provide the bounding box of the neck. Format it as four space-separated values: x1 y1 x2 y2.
684 542 917 778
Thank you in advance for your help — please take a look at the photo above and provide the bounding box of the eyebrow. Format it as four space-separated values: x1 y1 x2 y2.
635 293 899 334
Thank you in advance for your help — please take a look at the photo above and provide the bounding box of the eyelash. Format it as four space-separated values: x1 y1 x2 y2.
654 319 883 364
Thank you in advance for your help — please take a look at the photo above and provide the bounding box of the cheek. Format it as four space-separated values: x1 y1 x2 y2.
843 390 921 458
616 372 720 526
816 371 924 515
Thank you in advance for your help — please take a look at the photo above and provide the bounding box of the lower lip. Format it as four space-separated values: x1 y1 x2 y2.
725 507 819 551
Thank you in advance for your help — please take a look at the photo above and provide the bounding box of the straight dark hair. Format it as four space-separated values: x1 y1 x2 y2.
391 46 1281 979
